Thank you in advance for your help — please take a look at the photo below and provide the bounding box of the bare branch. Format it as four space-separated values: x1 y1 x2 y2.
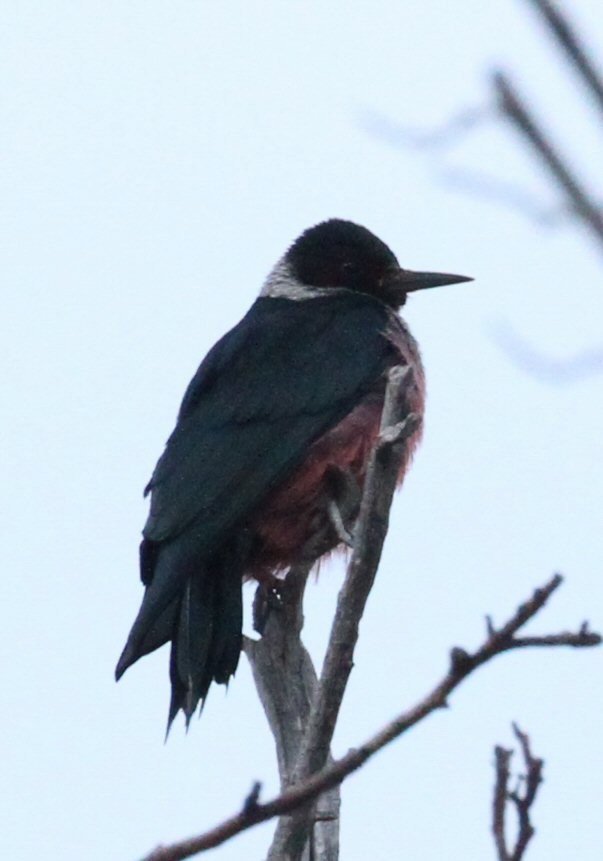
492 725 544 861
359 106 491 150
244 562 315 784
493 746 513 860
138 575 600 861
490 320 603 384
511 630 601 648
526 0 603 114
244 562 341 861
493 71 603 254
267 366 420 859
246 366 419 861
439 166 568 225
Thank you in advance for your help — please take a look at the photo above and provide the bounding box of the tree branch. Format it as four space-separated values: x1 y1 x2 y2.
266 365 420 860
358 106 490 150
493 746 512 860
525 0 603 114
137 574 600 861
492 724 544 861
493 70 603 254
438 166 566 225
244 562 341 861
490 320 603 384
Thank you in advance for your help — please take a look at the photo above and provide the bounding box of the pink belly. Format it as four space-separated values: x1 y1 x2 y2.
249 387 423 578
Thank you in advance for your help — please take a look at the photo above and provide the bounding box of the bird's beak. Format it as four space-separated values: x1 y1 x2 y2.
380 267 473 308
397 269 473 293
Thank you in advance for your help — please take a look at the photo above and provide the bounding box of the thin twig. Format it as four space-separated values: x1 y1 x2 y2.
492 725 544 861
490 321 603 384
493 746 513 860
526 0 603 114
511 632 601 647
493 71 603 255
439 166 567 225
138 574 600 861
359 106 491 150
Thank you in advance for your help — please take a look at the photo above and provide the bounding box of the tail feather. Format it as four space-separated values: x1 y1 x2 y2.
207 555 243 684
115 537 196 681
134 598 178 661
166 555 243 734
116 533 246 734
173 575 215 728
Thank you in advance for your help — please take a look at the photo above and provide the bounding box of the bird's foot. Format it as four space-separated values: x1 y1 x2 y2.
252 575 284 635
324 464 361 549
326 498 355 548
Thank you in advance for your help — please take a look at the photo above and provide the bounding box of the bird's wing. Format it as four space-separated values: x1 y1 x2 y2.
143 293 394 552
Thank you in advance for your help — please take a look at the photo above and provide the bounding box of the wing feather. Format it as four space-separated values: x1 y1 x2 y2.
143 294 393 551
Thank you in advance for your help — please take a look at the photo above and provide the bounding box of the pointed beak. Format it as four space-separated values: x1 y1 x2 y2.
380 266 473 308
398 269 473 292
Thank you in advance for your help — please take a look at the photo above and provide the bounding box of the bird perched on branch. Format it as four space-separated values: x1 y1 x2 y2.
115 218 470 731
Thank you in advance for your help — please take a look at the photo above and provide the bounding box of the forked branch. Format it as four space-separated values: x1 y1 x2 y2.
492 724 544 861
138 574 600 861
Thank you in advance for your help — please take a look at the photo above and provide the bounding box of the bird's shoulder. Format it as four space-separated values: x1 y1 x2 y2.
176 293 394 423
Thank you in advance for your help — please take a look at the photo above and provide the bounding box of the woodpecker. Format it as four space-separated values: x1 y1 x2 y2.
115 219 471 730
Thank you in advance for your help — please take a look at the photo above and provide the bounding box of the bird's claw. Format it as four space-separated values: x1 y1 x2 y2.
252 578 284 635
327 498 355 548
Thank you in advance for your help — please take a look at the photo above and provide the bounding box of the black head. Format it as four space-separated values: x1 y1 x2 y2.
285 218 471 309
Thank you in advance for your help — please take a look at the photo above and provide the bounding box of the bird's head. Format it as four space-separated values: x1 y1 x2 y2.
283 219 472 309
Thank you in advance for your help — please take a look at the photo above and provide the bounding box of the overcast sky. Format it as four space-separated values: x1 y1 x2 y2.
3 2 603 859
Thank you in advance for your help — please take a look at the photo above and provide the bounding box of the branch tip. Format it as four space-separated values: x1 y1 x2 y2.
243 782 262 815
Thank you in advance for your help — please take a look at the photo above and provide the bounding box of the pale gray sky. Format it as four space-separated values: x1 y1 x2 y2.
2 2 602 859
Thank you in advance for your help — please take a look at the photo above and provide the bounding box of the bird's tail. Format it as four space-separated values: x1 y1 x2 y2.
166 552 243 732
115 537 244 734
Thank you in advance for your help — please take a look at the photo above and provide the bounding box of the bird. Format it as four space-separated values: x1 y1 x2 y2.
115 218 471 731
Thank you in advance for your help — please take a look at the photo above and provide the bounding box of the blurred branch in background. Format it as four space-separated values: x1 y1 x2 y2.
525 0 603 112
493 70 603 255
438 167 570 225
363 0 603 384
490 320 603 384
492 724 544 861
138 575 600 861
359 105 491 151
362 6 603 252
